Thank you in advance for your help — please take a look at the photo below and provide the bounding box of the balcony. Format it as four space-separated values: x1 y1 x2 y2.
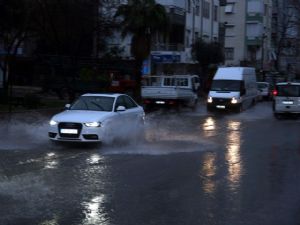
151 43 185 52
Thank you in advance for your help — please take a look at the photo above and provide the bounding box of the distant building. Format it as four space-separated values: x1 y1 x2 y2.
220 0 273 70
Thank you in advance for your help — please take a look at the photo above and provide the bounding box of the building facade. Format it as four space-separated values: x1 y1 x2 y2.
220 0 272 70
107 0 220 75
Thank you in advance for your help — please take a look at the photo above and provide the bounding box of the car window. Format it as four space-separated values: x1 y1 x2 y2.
211 80 243 92
123 95 138 109
70 96 114 111
277 85 300 97
257 83 268 89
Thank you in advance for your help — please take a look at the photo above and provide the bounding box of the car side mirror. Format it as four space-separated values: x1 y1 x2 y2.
116 106 126 112
65 104 71 109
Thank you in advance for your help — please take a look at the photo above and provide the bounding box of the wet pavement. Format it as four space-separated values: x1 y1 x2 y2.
0 101 300 225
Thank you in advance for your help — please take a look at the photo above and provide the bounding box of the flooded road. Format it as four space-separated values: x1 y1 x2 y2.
1 101 300 225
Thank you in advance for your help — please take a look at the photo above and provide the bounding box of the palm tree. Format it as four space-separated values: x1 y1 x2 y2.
115 0 169 102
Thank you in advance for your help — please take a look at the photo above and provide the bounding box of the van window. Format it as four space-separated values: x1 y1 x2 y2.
211 80 244 92
277 85 300 97
163 78 175 86
175 78 188 86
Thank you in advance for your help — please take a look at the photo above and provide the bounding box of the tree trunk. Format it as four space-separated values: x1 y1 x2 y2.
1 63 9 103
133 59 143 104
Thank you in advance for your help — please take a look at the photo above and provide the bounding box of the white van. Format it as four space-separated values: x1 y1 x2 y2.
207 67 258 112
273 82 300 118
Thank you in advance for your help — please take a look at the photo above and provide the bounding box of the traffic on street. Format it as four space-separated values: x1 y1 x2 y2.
1 100 300 225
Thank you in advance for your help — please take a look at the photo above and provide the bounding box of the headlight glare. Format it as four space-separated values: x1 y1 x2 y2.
49 120 58 126
207 97 213 103
231 97 238 104
84 122 101 127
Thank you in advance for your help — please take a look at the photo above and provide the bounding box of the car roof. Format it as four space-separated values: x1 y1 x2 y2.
81 93 124 98
276 82 300 86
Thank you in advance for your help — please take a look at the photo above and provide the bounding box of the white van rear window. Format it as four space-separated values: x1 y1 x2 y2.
277 85 300 97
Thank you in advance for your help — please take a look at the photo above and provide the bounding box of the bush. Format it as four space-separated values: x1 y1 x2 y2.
24 93 41 109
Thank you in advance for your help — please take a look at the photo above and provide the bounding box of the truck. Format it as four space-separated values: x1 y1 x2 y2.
141 74 200 110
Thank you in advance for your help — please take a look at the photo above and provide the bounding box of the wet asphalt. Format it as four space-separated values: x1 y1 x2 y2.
0 101 300 225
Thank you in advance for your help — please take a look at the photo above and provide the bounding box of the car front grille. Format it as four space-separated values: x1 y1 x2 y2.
58 122 82 138
213 98 231 105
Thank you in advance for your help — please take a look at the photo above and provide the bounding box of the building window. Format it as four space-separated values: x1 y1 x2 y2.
214 6 218 21
225 48 234 60
225 3 234 14
186 30 191 47
203 1 210 18
195 5 200 16
187 0 191 13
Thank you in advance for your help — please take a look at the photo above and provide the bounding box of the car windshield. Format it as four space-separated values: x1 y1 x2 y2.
211 80 243 92
70 96 114 111
277 85 300 97
257 83 268 89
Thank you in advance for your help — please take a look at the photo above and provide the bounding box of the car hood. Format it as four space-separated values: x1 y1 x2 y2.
208 91 240 98
51 110 113 123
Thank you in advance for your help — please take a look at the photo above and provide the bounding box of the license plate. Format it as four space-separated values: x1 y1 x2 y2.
282 101 293 105
60 129 78 134
216 105 226 109
155 101 165 104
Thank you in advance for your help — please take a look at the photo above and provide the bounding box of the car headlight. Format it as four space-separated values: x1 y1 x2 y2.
231 97 238 104
49 120 58 126
84 122 101 127
207 96 213 103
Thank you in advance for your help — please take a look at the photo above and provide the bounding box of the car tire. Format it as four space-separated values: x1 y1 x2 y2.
274 113 282 119
235 103 243 113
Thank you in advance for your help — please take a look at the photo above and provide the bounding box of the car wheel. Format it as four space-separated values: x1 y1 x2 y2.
235 103 243 113
191 99 198 111
274 113 281 119
207 105 214 112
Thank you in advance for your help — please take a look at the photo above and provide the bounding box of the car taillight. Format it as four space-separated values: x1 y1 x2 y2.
144 100 151 104
272 90 278 96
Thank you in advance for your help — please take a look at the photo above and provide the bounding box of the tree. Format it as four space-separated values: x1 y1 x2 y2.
191 38 224 73
0 0 35 99
114 0 169 101
272 2 298 71
191 38 224 93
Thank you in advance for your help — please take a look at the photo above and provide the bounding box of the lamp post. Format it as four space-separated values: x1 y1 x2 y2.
261 33 267 71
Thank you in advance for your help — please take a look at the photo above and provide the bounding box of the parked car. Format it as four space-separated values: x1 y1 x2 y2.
257 82 271 100
48 93 145 143
272 82 300 118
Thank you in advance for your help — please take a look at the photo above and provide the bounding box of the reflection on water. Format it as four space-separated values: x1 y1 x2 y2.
201 153 217 194
82 195 109 225
202 117 216 137
44 152 58 169
87 154 102 165
39 216 59 225
226 121 243 190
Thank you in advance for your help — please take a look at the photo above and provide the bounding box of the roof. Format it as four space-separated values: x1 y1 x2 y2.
81 93 123 97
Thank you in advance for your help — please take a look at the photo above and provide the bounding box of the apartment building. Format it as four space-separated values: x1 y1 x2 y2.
220 0 272 70
108 0 220 75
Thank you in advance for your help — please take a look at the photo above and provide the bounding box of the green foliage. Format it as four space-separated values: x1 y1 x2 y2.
115 0 170 101
115 0 169 61
192 38 224 71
